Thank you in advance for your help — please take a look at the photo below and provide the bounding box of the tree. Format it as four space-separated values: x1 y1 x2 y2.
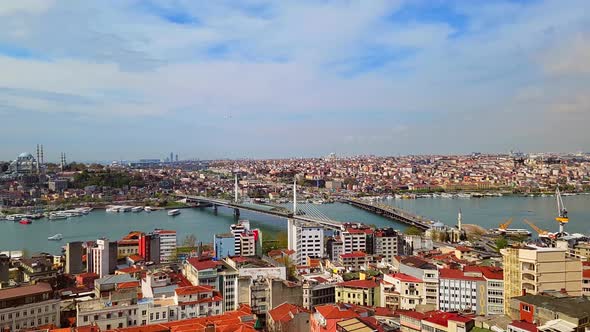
495 237 508 251
404 226 423 236
182 234 197 248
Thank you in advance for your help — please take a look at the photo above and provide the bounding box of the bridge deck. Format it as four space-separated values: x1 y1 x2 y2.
343 198 433 230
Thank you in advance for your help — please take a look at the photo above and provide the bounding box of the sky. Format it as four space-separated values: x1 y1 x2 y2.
0 0 589 162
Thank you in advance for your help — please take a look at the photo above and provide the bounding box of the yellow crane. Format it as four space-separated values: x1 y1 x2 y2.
523 218 550 237
555 186 569 234
499 217 513 230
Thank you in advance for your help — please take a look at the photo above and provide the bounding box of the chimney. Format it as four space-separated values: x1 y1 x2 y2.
205 323 215 332
522 289 526 296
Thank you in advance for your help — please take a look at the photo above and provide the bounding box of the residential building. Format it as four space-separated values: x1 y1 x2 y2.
214 233 235 259
76 289 139 330
326 238 343 261
501 246 582 314
154 230 177 263
183 258 239 312
230 220 262 257
584 270 590 297
311 304 359 332
18 255 58 283
337 317 381 332
290 222 324 265
372 228 404 264
399 310 428 332
507 321 538 332
174 285 223 319
465 266 504 315
438 268 486 314
138 232 160 264
0 283 60 332
383 273 424 310
267 303 310 332
340 224 372 254
65 241 84 275
302 277 336 310
397 256 439 307
338 252 367 271
508 293 590 330
88 239 113 278
421 311 474 332
335 280 379 307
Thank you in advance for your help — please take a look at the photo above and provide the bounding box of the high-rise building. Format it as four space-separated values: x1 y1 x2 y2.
501 246 582 314
65 241 83 275
289 221 324 265
154 230 177 263
340 224 372 254
229 220 261 257
170 152 173 163
139 232 161 264
372 228 404 264
89 239 110 278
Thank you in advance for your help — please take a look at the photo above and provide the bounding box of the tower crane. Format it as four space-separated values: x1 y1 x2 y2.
555 186 569 235
523 218 552 239
499 217 513 231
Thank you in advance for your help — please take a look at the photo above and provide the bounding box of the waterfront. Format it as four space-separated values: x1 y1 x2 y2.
1 195 589 254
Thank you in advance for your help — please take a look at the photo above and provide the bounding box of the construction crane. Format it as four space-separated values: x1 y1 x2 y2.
555 186 569 235
523 218 551 238
499 217 513 231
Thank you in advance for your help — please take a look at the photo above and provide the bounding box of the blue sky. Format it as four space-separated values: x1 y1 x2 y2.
0 0 589 161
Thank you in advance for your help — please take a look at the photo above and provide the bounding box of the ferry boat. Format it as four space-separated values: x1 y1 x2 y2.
19 219 32 225
48 213 68 220
48 234 63 241
131 206 143 213
167 209 181 216
490 228 532 237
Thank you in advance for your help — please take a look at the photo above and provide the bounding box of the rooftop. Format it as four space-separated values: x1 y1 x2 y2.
513 294 590 319
337 279 378 289
315 304 360 320
388 273 423 283
268 303 309 323
0 283 52 301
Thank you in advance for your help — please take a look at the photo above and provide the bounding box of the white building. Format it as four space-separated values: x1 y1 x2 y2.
174 285 223 319
0 283 60 332
290 222 324 265
154 230 177 263
90 239 110 278
340 224 372 254
383 273 425 310
183 258 239 313
77 289 138 331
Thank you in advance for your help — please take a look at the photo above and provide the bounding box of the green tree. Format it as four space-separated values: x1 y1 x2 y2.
495 237 509 251
182 234 197 248
404 226 423 236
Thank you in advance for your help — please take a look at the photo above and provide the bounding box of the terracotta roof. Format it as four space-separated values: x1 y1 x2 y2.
268 303 309 323
0 283 52 301
397 309 428 320
439 268 484 281
423 311 473 327
337 279 378 289
186 258 222 271
509 320 538 332
314 304 360 320
175 285 214 296
117 281 140 290
128 254 145 262
340 251 367 259
388 273 423 283
117 266 144 274
464 266 503 280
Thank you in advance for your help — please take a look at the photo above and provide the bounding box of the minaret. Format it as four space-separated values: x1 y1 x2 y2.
293 178 297 215
457 209 462 231
36 144 40 174
40 145 44 165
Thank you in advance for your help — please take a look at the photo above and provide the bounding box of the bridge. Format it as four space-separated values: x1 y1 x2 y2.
342 198 433 230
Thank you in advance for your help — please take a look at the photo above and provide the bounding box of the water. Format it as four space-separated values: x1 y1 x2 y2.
1 195 589 254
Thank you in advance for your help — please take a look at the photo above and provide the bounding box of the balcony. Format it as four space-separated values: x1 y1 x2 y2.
522 263 535 273
522 282 536 292
522 273 535 282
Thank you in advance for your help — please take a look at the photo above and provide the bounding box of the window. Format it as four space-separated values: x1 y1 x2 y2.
523 305 531 312
84 316 89 322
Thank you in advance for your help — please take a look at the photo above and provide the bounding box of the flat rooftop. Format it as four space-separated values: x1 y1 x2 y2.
0 283 52 301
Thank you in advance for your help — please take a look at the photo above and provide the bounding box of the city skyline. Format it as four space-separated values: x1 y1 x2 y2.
1 0 589 160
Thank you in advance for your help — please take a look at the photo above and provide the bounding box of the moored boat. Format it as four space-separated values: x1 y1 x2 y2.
19 219 32 225
167 209 180 216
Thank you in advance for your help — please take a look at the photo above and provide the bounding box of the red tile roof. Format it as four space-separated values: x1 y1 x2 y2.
439 268 484 281
423 311 473 327
187 258 222 271
175 285 214 296
117 281 140 290
397 310 428 320
388 273 423 283
340 251 367 259
337 279 378 289
314 305 360 320
509 320 538 332
128 254 145 262
268 303 309 323
0 283 52 301
464 266 503 280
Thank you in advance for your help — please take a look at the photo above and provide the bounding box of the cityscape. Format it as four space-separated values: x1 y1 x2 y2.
1 1 590 332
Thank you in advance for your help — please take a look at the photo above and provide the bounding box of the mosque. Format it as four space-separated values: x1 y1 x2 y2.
8 152 39 175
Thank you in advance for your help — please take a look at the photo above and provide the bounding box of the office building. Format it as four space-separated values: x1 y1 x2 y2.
65 241 83 275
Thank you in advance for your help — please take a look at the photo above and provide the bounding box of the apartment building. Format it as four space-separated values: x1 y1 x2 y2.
0 283 60 332
340 224 372 254
438 269 486 314
383 273 424 310
372 228 404 264
182 258 239 312
502 246 582 314
397 256 439 307
338 252 368 271
334 280 379 307
174 285 223 319
290 222 324 266
154 230 177 263
76 288 138 331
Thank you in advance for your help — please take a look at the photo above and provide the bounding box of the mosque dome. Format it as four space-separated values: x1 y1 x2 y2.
18 152 34 159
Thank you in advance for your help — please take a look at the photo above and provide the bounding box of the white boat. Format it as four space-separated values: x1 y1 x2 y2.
48 234 63 241
131 206 143 213
119 206 132 212
167 209 181 216
106 206 120 213
48 213 68 220
144 206 153 213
